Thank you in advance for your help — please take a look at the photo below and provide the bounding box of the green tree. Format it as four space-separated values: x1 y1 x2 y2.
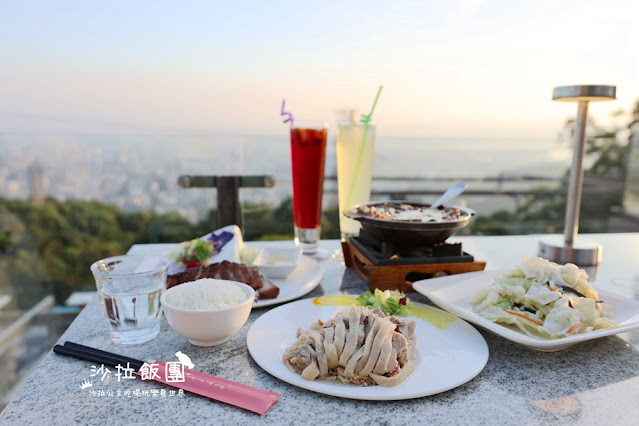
0 194 344 306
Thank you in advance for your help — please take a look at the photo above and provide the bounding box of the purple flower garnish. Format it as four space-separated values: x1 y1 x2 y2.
207 231 234 255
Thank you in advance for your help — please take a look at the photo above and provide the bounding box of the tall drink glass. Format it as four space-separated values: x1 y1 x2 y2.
289 121 328 258
336 111 376 240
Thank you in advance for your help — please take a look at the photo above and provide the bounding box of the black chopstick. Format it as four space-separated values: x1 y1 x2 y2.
53 345 130 369
54 342 144 371
63 341 144 370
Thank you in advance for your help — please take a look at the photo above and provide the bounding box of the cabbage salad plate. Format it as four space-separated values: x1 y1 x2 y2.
247 298 488 400
412 269 639 351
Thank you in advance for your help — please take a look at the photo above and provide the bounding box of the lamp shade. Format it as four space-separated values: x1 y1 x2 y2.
552 85 616 102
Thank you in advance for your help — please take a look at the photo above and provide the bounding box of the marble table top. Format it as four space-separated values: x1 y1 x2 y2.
3 234 639 425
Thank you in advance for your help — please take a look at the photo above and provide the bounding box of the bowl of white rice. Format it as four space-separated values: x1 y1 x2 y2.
161 278 255 346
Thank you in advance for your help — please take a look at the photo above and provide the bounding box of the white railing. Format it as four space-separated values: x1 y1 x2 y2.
0 296 79 410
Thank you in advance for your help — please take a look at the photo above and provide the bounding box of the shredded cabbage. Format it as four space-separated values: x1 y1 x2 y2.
472 255 617 339
239 246 260 266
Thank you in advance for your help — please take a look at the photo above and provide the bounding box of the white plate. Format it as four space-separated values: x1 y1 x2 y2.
253 256 324 308
158 234 323 308
247 299 488 400
412 269 639 351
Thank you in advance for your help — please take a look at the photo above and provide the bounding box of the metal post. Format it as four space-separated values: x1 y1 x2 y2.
538 84 616 266
177 174 276 230
215 176 241 228
564 101 589 246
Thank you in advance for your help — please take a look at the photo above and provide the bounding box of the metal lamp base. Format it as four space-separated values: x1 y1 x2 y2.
538 236 602 266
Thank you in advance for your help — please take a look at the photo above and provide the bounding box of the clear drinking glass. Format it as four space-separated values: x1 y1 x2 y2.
336 113 376 240
90 255 169 344
289 120 328 259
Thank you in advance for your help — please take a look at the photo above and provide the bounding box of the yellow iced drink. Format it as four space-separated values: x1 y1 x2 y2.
336 110 376 238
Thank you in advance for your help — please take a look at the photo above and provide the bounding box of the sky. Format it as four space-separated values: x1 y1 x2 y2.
0 0 637 138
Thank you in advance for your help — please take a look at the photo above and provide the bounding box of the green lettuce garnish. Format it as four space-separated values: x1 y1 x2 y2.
356 289 412 317
170 238 215 269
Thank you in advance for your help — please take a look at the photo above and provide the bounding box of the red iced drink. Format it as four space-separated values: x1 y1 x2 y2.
290 124 327 232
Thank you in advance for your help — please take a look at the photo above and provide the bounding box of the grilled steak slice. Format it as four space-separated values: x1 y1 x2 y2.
166 260 280 299
257 279 280 299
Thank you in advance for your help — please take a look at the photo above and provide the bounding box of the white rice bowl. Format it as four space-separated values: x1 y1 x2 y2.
165 278 248 310
161 278 255 346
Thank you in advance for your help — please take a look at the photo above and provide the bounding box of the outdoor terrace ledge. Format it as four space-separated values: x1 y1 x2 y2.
2 234 639 425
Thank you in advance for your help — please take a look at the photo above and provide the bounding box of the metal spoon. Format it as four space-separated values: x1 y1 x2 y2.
430 182 468 209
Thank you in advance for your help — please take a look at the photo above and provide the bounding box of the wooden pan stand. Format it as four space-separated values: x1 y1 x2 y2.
342 240 486 293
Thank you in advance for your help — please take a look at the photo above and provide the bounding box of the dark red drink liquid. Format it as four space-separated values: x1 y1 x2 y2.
290 126 328 229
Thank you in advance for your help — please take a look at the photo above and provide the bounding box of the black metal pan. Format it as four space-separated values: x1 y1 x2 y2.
343 200 474 246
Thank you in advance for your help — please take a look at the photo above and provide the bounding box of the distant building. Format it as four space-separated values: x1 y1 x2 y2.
28 163 44 204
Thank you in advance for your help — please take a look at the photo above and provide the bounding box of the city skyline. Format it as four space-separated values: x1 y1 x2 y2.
0 133 576 223
0 1 637 138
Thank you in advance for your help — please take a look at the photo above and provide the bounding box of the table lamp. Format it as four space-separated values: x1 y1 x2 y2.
538 85 616 266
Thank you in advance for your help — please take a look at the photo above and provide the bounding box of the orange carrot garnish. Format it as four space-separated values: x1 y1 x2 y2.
566 323 589 334
502 309 543 326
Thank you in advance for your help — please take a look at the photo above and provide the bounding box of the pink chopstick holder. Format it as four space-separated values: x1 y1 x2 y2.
138 361 281 415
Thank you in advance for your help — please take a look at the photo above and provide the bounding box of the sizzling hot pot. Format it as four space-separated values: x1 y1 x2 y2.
343 200 475 246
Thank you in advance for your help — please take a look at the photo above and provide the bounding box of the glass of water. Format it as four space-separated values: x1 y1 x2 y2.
90 255 169 344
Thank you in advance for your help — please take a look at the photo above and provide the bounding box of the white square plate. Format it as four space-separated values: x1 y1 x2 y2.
412 269 639 351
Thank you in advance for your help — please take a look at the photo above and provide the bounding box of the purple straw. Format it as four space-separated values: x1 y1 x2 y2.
280 99 294 128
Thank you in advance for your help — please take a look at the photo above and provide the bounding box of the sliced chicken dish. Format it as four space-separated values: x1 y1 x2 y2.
282 305 416 387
